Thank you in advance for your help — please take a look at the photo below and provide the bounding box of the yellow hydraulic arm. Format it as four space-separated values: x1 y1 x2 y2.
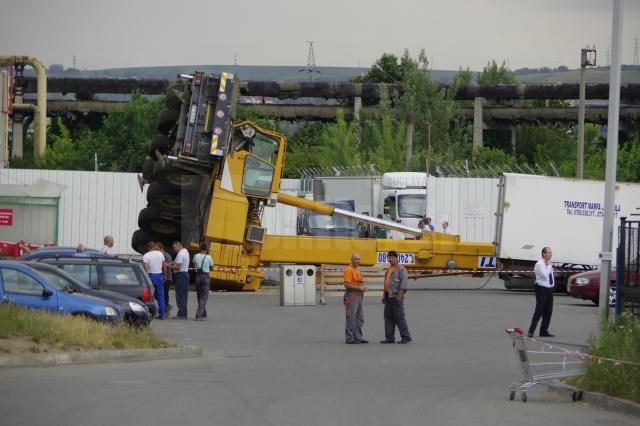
261 193 495 272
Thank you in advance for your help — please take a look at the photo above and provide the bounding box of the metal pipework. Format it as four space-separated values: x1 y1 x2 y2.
276 192 422 236
0 56 47 158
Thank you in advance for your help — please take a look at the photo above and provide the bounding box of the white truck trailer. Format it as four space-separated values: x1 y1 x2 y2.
495 173 640 291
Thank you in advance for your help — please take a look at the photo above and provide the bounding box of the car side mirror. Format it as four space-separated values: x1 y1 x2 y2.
42 289 53 297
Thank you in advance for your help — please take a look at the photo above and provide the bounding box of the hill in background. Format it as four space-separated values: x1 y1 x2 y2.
43 64 640 84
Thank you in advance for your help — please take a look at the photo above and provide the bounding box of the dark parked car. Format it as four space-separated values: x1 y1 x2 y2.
567 270 616 306
21 250 157 316
21 246 114 260
23 262 152 327
0 261 122 325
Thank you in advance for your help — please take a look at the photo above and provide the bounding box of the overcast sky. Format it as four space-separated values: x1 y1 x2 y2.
1 0 639 71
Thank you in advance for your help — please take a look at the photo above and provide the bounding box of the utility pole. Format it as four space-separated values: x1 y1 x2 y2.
577 45 596 179
633 34 639 65
599 0 623 324
405 114 413 171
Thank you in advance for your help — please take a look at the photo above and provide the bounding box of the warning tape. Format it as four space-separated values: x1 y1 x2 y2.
508 328 640 367
198 266 582 275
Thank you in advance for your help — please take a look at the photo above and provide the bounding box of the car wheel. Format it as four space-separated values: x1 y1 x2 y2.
138 207 182 240
157 109 180 135
153 162 202 191
146 183 193 215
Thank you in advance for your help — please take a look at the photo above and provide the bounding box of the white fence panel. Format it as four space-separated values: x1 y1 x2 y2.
0 169 146 254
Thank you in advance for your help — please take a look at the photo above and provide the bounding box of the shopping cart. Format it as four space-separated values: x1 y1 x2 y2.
505 328 587 402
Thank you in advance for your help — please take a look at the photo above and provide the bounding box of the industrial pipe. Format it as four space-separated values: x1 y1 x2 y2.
0 56 47 158
276 192 423 236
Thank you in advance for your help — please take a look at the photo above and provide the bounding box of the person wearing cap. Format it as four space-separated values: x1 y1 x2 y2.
343 253 368 344
381 251 412 344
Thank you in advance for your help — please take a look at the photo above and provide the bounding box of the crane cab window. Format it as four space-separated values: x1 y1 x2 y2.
242 155 274 197
251 133 279 164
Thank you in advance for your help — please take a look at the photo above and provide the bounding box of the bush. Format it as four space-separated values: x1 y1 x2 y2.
569 314 640 403
0 305 173 353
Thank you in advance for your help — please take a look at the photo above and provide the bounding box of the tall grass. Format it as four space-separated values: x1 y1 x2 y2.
569 313 640 403
0 305 173 353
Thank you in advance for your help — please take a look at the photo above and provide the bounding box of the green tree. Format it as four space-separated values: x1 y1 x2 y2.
96 92 164 172
316 110 361 168
477 60 516 84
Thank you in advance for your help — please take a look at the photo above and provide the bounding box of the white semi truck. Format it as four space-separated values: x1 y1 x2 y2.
495 173 640 291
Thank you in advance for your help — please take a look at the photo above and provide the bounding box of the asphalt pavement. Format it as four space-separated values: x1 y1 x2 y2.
0 276 635 426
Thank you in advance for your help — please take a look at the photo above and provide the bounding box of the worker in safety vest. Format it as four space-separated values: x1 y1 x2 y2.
343 253 368 344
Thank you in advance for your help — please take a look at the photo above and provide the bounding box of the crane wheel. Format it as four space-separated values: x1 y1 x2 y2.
165 89 184 111
147 135 171 160
131 229 173 255
142 159 156 182
157 109 180 135
146 183 192 214
138 207 182 240
153 162 202 191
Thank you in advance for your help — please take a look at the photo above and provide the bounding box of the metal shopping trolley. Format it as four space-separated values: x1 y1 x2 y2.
505 328 587 402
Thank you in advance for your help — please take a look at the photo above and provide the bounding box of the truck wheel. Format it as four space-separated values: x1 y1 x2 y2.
153 162 202 191
138 207 182 240
165 89 184 111
142 159 156 182
131 229 172 254
157 109 179 135
147 183 192 214
148 135 171 160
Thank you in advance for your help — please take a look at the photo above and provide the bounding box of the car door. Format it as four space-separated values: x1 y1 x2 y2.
98 263 141 300
0 267 58 312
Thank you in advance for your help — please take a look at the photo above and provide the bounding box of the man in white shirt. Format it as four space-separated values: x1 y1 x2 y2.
142 242 167 319
170 241 190 319
441 221 451 234
101 236 114 255
527 247 555 338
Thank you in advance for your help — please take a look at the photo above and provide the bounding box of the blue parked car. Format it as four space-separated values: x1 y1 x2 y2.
20 246 115 260
0 261 122 325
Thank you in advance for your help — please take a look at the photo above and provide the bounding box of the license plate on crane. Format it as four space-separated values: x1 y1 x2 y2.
377 252 415 265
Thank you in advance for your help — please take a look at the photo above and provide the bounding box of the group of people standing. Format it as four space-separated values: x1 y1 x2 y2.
343 251 412 345
142 242 213 321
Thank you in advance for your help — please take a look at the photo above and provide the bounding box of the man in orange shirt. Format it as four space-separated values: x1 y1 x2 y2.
343 253 368 344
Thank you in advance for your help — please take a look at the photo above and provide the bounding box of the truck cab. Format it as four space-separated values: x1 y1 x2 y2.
380 172 427 229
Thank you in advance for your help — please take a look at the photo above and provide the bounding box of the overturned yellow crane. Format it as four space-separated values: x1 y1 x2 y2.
132 72 495 290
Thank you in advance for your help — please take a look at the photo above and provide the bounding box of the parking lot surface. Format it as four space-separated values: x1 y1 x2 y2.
0 278 635 426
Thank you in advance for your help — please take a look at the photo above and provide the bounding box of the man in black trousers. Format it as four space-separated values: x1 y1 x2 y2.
527 247 555 338
381 251 412 344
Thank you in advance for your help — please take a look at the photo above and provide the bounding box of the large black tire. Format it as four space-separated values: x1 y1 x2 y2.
138 207 182 241
157 109 180 135
131 229 172 255
153 162 202 191
146 183 192 214
142 159 156 182
131 229 154 254
165 89 184 111
147 135 171 160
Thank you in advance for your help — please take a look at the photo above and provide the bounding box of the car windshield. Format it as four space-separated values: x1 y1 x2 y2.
308 213 356 230
398 194 426 218
37 268 92 290
32 269 72 291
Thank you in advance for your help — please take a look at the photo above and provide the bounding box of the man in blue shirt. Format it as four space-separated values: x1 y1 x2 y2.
193 243 214 321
